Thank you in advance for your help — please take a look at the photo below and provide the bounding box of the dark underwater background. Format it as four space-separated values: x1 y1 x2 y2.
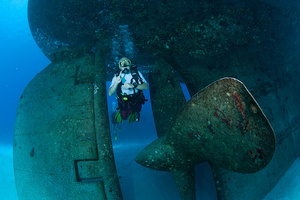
1 0 300 199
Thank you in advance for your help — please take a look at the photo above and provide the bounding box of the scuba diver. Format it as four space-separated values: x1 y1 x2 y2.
108 57 148 123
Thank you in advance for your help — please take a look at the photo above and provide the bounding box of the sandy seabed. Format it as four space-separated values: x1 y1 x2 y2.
0 145 18 200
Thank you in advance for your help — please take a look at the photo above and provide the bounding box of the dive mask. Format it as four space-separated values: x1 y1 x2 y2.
119 59 131 68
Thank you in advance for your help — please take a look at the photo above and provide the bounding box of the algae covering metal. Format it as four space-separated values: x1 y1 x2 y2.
149 59 186 138
136 78 275 173
149 59 196 199
18 0 297 199
13 52 122 199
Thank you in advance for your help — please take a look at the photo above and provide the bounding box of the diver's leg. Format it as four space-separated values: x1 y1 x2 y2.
120 102 131 120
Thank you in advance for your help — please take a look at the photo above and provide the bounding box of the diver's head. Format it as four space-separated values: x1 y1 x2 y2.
119 57 131 74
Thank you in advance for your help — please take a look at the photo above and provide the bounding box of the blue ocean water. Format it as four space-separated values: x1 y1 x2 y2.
1 1 300 200
0 0 50 145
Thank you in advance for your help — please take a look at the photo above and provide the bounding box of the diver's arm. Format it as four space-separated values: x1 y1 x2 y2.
123 82 148 90
108 75 122 96
108 83 118 96
136 71 148 90
136 82 148 90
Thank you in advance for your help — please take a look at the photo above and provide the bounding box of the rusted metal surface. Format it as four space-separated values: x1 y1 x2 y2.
168 77 275 173
13 53 122 200
136 78 275 173
149 59 186 138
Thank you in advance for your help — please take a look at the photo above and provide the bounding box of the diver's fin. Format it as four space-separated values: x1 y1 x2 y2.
114 110 123 123
129 112 136 124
